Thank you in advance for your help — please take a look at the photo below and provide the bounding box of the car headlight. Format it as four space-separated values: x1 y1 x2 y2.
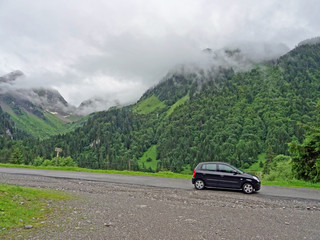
252 176 260 182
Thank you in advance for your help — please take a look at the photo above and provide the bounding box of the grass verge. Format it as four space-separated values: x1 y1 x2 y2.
0 184 70 237
262 179 320 189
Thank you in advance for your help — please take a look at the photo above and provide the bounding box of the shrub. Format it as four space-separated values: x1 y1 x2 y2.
242 162 250 169
263 160 293 181
289 124 320 182
42 159 52 166
57 156 77 167
259 161 264 168
49 156 77 167
9 147 24 164
33 156 44 166
273 154 291 162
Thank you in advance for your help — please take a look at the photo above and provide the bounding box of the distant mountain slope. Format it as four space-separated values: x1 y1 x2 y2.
0 105 15 139
0 71 86 139
3 39 320 172
0 105 29 139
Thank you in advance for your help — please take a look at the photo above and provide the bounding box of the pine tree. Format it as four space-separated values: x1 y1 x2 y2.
263 143 275 174
10 147 24 164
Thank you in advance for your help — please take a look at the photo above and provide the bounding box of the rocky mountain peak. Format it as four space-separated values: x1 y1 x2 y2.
0 70 24 83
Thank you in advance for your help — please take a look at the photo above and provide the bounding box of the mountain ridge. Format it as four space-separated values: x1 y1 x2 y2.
0 71 90 138
1 39 320 174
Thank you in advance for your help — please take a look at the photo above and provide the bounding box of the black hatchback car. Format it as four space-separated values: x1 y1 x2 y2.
192 162 261 194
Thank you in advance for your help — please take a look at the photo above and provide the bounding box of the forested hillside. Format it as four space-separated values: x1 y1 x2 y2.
0 106 29 139
0 106 15 138
1 41 320 176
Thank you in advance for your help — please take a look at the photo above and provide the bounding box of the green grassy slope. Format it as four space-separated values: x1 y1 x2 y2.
166 94 189 118
138 145 158 171
133 95 166 114
7 110 86 139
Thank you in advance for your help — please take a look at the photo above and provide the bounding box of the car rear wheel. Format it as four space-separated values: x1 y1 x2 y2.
194 179 205 190
242 182 254 194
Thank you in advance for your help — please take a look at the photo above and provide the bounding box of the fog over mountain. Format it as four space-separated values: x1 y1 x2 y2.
0 72 75 116
0 70 24 84
0 71 118 115
0 0 319 109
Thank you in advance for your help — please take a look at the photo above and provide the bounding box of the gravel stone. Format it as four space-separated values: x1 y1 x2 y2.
1 173 320 240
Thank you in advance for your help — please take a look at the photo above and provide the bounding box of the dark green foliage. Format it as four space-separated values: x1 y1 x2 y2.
263 158 293 181
0 106 29 140
1 93 45 119
30 156 77 167
9 146 24 164
0 106 14 137
264 143 276 174
289 123 320 182
142 71 199 105
1 42 320 174
30 107 160 170
259 161 264 168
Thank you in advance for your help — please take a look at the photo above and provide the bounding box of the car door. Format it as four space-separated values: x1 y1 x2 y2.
217 164 242 189
200 163 220 187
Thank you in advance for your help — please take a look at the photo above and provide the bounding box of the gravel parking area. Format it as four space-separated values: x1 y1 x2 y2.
1 173 320 240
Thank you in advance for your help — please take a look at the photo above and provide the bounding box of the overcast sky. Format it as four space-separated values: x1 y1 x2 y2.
0 0 319 106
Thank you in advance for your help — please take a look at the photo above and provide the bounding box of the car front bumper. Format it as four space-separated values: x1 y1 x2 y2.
253 182 261 191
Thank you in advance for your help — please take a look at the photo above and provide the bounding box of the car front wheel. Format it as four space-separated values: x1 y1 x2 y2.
194 179 205 190
242 182 254 194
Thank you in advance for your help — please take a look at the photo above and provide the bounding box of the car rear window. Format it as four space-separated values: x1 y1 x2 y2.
201 163 217 171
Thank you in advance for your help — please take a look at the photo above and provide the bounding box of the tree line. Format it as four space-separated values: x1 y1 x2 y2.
1 43 320 182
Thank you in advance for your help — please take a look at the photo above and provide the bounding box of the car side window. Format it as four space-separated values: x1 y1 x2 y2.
218 164 235 173
201 163 217 171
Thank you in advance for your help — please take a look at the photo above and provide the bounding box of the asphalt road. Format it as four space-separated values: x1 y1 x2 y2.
0 167 320 202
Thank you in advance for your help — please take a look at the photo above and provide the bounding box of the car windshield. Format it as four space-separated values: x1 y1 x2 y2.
234 167 244 174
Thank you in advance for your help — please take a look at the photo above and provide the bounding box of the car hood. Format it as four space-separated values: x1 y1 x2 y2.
241 172 257 178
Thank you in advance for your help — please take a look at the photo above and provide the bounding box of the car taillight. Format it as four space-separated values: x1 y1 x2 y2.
193 170 196 177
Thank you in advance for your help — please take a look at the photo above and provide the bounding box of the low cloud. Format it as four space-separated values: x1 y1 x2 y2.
0 0 319 107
